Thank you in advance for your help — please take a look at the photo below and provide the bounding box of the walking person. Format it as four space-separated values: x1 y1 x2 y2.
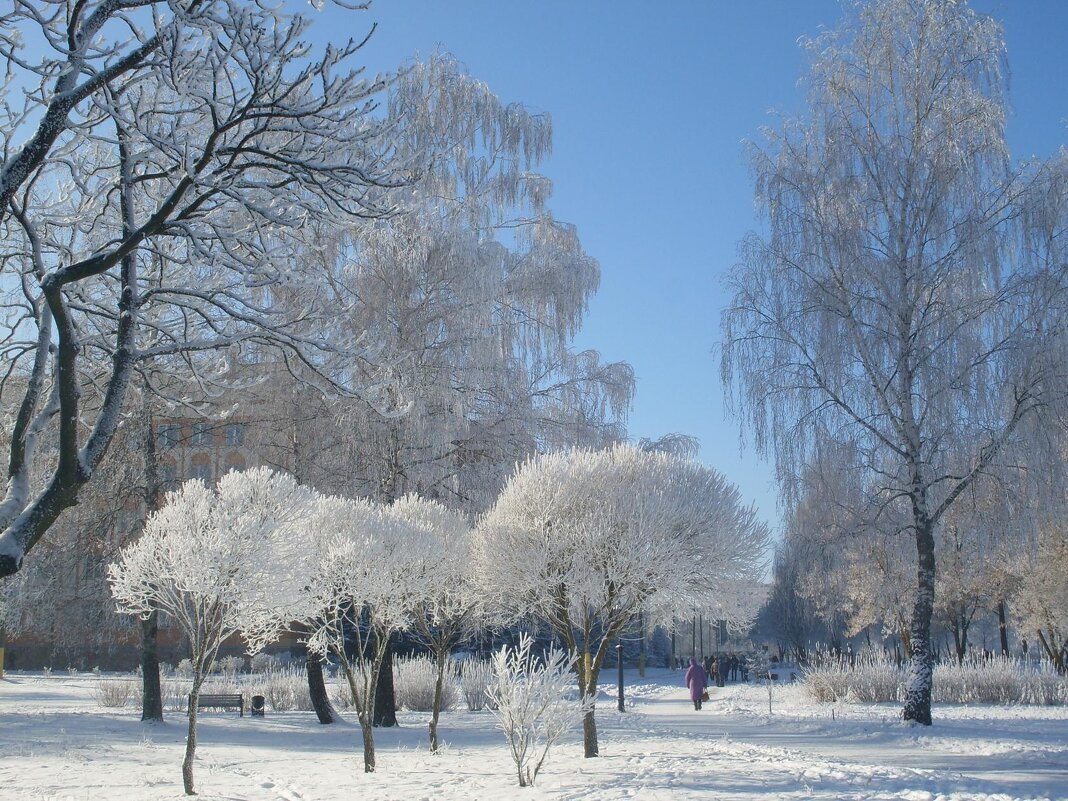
685 656 708 711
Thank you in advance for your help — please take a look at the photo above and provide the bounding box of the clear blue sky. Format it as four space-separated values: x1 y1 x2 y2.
299 0 1068 535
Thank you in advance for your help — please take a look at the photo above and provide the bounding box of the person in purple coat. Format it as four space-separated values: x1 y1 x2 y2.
684 656 707 710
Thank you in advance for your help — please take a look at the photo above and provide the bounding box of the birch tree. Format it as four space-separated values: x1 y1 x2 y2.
722 0 1066 724
320 54 634 514
477 444 768 758
0 0 405 578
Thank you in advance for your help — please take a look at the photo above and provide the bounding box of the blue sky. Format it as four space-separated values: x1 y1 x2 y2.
300 0 1068 534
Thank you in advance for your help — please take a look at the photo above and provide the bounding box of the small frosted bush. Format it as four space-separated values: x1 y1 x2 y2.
460 659 496 711
93 677 136 708
803 652 904 703
214 655 244 675
162 679 189 711
249 666 313 712
487 634 591 788
331 673 368 711
394 655 458 712
250 652 283 673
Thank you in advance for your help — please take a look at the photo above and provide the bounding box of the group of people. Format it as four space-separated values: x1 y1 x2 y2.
684 652 749 711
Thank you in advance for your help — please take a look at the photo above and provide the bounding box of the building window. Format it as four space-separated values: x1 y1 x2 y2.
157 424 181 449
191 422 214 448
225 423 245 447
224 454 246 475
189 462 212 483
159 461 179 491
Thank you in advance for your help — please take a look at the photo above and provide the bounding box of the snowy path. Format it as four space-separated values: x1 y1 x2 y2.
2 671 1066 800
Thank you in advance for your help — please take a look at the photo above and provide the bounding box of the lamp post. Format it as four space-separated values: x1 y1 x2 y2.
616 641 625 712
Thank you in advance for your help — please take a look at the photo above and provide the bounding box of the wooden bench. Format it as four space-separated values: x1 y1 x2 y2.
192 693 244 716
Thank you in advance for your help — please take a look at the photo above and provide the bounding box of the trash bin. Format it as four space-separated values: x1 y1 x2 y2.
251 695 266 717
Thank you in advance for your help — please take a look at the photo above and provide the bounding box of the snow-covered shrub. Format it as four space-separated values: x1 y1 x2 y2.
92 677 135 708
214 655 244 675
162 680 189 712
331 676 356 710
934 656 1068 705
460 659 495 711
804 652 904 703
249 653 283 673
394 655 458 712
804 653 1068 705
487 635 591 788
174 659 193 679
250 666 314 712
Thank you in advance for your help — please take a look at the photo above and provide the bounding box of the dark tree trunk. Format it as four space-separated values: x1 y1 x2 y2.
903 513 936 726
183 674 205 795
139 396 163 723
306 653 336 724
373 634 397 727
997 600 1010 657
140 611 163 722
582 700 599 758
952 614 968 664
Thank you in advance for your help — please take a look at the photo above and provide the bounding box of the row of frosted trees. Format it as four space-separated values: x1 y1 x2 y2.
109 447 769 795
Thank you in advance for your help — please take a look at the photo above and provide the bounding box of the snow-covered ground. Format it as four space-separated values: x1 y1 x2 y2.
2 669 1066 800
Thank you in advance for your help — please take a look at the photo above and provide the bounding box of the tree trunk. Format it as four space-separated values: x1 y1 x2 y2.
360 719 376 773
997 600 1010 657
1036 629 1066 674
373 634 397 727
140 610 163 722
952 615 967 665
638 612 646 677
582 694 599 758
903 516 936 726
429 648 447 752
306 653 336 725
183 675 204 795
580 660 600 758
0 624 6 678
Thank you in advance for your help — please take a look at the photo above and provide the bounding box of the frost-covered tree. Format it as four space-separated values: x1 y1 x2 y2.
247 494 433 774
722 0 1066 724
386 495 477 752
487 634 592 788
109 468 317 795
477 444 768 758
317 54 634 514
1013 517 1068 673
259 54 635 728
0 0 407 578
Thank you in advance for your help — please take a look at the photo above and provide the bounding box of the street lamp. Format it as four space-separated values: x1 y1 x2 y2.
616 641 625 712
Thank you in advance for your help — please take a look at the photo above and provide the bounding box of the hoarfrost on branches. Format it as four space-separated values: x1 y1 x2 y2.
0 0 407 578
477 444 768 757
721 0 1068 724
108 467 318 795
486 634 592 788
